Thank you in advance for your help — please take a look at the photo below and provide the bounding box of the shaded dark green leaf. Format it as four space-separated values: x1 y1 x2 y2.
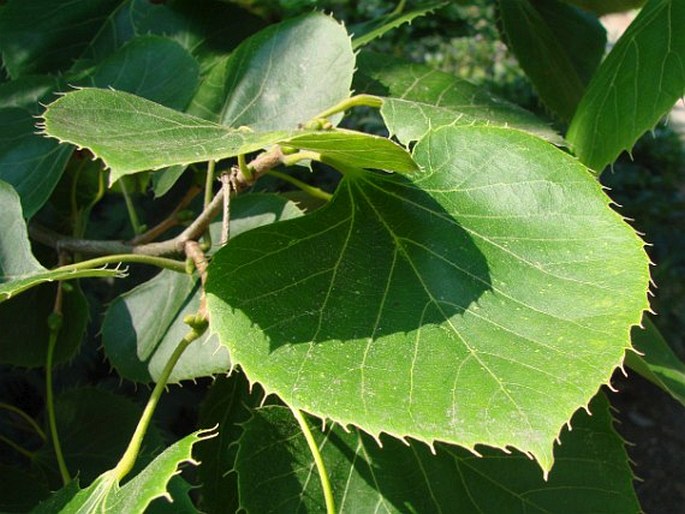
196 373 261 514
498 0 606 120
627 317 685 406
0 0 122 78
235 394 638 513
0 282 88 368
33 388 164 488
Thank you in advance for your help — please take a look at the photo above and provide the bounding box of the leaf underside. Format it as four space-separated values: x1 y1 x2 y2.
206 125 649 474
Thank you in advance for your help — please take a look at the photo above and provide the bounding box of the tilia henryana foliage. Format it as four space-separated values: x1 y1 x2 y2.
0 1 682 512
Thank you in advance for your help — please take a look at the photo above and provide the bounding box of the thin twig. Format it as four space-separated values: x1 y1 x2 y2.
129 185 201 245
29 146 287 258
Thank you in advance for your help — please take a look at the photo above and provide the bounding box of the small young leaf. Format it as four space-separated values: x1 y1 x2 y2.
187 12 355 131
58 429 212 514
206 125 649 474
350 2 446 50
498 0 606 120
356 52 562 144
626 317 685 406
567 0 685 171
235 394 639 513
41 88 294 183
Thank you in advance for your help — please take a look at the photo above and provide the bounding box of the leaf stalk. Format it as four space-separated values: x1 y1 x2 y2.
290 407 336 514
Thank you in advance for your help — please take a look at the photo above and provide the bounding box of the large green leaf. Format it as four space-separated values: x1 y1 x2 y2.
41 89 416 182
498 0 606 120
206 125 649 474
356 52 562 144
102 194 304 384
235 394 638 513
567 0 685 171
58 429 212 513
187 12 355 131
33 388 164 488
626 317 685 406
0 0 122 78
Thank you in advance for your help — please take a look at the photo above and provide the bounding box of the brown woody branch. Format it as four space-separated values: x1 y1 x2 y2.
29 146 286 258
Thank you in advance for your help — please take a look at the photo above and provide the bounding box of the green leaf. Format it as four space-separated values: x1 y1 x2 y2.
0 282 88 367
187 12 355 131
30 480 80 514
567 0 685 171
206 125 649 474
350 2 446 50
131 0 264 74
41 89 416 182
286 130 418 174
146 476 198 514
0 107 73 218
41 88 293 183
0 0 122 78
356 52 562 144
498 0 606 120
0 75 61 112
0 180 44 277
626 317 685 406
102 194 304 384
196 374 261 514
83 35 200 111
563 0 646 15
235 394 638 513
33 388 164 487
59 429 212 514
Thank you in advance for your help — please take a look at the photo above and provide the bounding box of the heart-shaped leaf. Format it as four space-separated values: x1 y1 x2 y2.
206 125 649 474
